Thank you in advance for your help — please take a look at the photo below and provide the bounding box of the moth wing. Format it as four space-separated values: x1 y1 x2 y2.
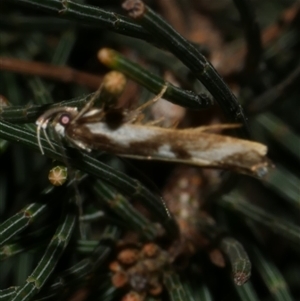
180 130 270 177
123 128 271 178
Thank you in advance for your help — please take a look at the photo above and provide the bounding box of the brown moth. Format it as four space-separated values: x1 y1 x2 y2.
36 89 272 178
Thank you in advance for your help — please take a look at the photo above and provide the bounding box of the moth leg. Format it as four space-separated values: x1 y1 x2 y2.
133 113 145 124
170 119 180 129
145 116 165 126
65 136 92 152
126 85 168 123
73 140 92 152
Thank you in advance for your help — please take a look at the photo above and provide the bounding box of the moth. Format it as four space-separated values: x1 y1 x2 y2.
36 87 272 178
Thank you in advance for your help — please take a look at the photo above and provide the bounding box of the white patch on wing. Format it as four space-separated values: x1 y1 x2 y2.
189 146 239 162
157 144 176 158
85 123 158 147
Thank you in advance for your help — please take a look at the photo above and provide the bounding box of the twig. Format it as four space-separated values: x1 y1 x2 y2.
0 57 102 89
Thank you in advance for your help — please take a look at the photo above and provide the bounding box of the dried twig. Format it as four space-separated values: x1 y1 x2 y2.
0 57 102 89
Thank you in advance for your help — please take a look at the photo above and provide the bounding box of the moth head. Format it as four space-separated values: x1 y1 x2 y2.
36 107 78 155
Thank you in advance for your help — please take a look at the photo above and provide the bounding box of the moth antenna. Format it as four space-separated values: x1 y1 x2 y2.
170 119 180 129
74 84 103 121
146 116 165 126
132 113 145 124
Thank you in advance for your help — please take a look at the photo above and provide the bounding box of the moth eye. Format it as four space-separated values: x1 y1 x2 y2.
59 114 71 126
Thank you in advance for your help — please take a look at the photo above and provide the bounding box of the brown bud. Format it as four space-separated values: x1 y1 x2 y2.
149 282 163 296
0 95 9 107
97 48 115 67
122 0 146 19
118 249 139 265
109 261 122 272
102 71 126 96
122 291 144 301
112 271 128 288
209 248 226 268
142 243 159 258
